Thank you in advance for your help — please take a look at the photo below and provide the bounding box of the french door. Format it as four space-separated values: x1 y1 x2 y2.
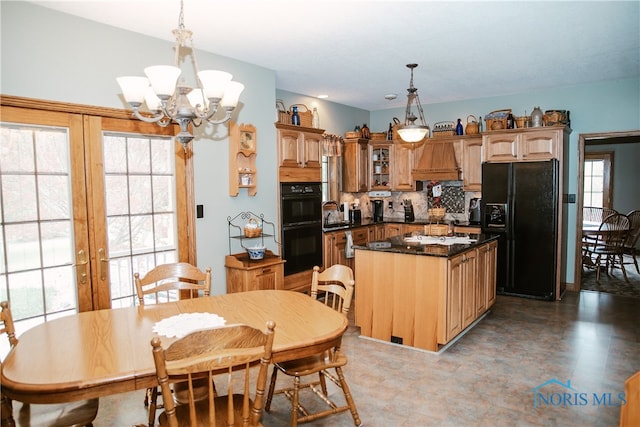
0 101 192 332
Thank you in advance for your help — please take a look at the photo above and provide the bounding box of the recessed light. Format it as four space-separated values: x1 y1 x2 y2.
384 93 397 100
317 94 329 99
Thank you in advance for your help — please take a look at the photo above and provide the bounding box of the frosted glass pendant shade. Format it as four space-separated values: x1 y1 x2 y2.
198 70 232 100
220 81 245 108
116 76 149 104
144 65 181 97
144 86 162 111
186 89 209 109
397 125 428 143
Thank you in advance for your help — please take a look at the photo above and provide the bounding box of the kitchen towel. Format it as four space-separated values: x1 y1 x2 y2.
345 230 354 258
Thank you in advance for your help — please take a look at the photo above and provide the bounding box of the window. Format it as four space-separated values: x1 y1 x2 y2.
583 152 613 208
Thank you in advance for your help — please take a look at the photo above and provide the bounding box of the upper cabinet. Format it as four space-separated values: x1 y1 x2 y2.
276 123 324 182
229 122 257 196
392 140 415 191
461 136 483 192
370 142 393 191
482 127 570 163
342 138 369 193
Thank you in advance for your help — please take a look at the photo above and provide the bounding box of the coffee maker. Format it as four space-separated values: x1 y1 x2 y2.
403 199 415 222
468 198 481 224
372 200 384 222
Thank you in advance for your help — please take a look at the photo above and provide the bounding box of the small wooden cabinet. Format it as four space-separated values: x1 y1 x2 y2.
342 138 369 192
225 251 285 293
276 123 324 182
226 212 283 293
461 136 483 191
483 127 567 163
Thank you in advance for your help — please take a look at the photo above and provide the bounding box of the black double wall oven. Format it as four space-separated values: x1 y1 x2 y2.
280 183 323 276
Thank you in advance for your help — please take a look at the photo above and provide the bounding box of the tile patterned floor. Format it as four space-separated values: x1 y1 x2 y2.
24 291 639 427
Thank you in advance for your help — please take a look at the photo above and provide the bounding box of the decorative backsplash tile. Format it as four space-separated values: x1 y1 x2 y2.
434 182 464 213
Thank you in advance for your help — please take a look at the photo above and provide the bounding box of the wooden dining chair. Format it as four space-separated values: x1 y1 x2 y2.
623 210 640 274
0 301 99 427
585 213 630 281
134 262 212 426
151 321 276 427
620 370 640 427
265 265 361 427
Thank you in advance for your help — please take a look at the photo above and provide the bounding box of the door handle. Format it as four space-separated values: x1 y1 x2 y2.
73 249 88 284
98 248 109 281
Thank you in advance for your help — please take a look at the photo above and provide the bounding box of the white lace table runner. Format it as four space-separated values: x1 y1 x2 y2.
404 236 477 246
152 312 226 338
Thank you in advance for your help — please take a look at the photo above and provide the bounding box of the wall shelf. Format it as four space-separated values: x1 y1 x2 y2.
229 122 257 196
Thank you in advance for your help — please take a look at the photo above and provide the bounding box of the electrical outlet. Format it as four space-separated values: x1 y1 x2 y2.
388 201 393 209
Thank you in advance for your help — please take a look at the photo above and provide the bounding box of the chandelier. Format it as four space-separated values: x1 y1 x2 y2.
116 0 244 150
396 64 429 143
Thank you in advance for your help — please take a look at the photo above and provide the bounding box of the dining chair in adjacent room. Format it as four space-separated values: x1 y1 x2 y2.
623 210 640 274
151 321 276 427
585 213 630 281
0 301 99 427
134 262 212 426
265 264 361 427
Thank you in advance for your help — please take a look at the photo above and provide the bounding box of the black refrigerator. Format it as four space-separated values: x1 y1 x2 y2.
481 160 559 300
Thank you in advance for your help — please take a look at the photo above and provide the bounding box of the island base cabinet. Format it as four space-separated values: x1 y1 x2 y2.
355 239 497 352
355 249 445 351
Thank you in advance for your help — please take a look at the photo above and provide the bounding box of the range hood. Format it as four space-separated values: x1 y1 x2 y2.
412 140 460 181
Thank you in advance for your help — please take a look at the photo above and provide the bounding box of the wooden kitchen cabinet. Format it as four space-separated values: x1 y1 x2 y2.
342 138 369 192
482 127 568 163
225 251 285 293
276 123 324 182
461 135 483 191
392 141 415 191
370 143 393 191
367 224 385 241
477 240 497 311
445 248 477 341
385 223 403 237
323 227 368 271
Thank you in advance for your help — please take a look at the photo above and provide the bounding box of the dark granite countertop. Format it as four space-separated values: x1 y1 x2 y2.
352 233 499 258
322 218 481 232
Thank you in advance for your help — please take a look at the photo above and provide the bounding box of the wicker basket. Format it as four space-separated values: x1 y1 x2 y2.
485 109 511 131
424 223 448 236
515 116 529 129
345 131 360 138
465 115 479 135
289 104 313 127
370 132 387 140
428 208 446 221
243 218 262 238
432 121 455 138
276 99 289 124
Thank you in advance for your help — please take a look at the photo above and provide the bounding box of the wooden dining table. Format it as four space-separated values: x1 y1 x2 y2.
0 290 348 405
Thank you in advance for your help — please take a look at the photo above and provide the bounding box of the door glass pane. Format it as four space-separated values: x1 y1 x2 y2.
0 123 78 326
103 133 177 308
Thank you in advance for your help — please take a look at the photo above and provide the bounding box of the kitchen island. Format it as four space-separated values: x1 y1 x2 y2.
353 233 498 352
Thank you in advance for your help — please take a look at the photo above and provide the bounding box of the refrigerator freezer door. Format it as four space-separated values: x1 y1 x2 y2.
511 161 558 299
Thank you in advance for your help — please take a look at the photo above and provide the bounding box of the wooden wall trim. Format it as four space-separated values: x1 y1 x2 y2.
1 94 137 120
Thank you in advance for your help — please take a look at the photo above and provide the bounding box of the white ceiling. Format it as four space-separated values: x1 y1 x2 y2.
31 0 640 111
